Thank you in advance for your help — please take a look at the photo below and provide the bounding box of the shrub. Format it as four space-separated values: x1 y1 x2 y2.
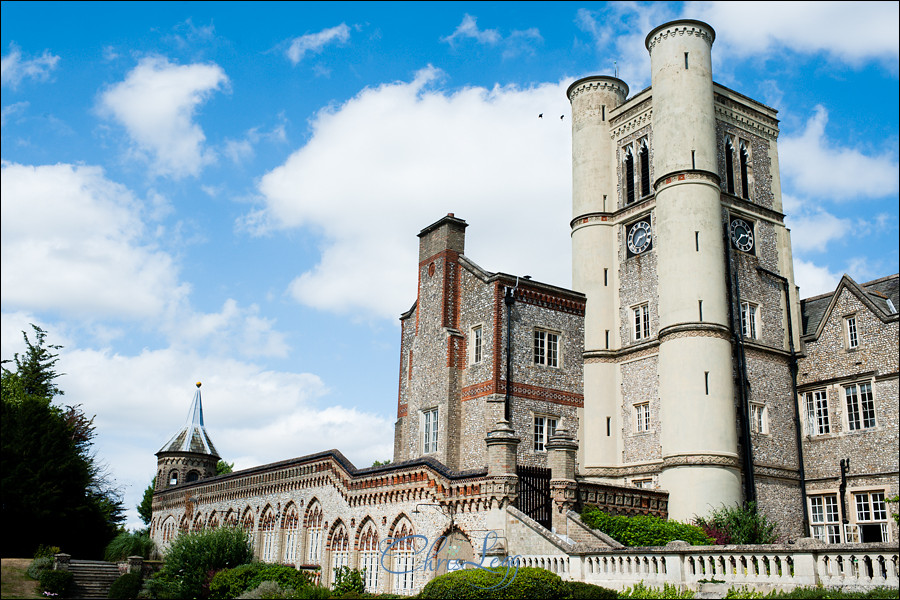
34 544 62 558
581 506 713 546
236 580 299 599
106 530 157 561
295 586 332 599
27 556 53 580
209 563 313 599
621 582 694 598
332 567 365 596
419 566 568 599
137 573 181 599
158 527 253 599
39 569 73 597
693 502 779 545
110 572 144 599
568 580 619 598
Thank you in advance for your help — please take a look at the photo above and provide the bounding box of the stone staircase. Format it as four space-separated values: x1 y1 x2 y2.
68 559 121 599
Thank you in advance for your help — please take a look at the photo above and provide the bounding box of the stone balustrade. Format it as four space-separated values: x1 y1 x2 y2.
511 542 898 593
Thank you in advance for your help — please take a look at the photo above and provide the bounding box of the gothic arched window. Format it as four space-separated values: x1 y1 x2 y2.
282 503 300 565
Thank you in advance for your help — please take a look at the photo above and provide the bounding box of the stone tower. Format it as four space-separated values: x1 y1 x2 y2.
646 20 742 517
569 19 803 527
155 382 220 490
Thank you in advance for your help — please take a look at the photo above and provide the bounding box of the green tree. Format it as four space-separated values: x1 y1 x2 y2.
1 325 125 558
217 459 234 475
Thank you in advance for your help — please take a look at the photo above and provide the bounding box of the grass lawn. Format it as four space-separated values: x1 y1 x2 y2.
0 558 41 599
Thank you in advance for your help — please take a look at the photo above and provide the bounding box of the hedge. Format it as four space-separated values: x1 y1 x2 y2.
419 566 568 599
581 505 713 546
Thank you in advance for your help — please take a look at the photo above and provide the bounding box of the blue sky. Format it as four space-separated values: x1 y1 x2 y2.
2 1 897 530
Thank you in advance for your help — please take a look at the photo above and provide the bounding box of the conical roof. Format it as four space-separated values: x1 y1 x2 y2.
157 383 220 457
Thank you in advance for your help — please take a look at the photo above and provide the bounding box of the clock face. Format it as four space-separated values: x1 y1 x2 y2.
627 220 652 255
730 218 754 252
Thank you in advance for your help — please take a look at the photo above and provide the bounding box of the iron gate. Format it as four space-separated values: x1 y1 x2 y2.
515 464 551 530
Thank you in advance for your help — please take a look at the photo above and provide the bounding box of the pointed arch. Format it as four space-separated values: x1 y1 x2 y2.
260 504 278 562
725 136 736 194
388 514 417 594
192 512 204 532
357 517 380 592
739 139 750 199
207 510 219 530
223 508 237 527
241 506 255 550
282 502 300 565
328 519 350 584
305 499 324 565
160 515 177 545
639 138 650 197
179 513 189 534
623 145 636 204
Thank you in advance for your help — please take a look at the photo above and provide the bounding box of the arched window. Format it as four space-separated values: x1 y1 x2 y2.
168 469 179 487
725 137 736 194
390 520 416 594
330 522 349 583
192 513 204 532
740 141 750 199
208 511 219 530
179 514 189 534
224 509 237 527
306 502 324 565
186 470 200 483
282 504 300 565
359 521 380 592
242 509 255 550
624 146 636 204
161 517 176 544
639 139 650 197
260 506 278 563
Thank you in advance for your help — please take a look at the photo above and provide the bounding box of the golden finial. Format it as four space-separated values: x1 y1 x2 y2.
196 382 202 388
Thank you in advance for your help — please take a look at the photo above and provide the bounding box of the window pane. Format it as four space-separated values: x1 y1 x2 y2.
860 383 876 428
846 385 861 430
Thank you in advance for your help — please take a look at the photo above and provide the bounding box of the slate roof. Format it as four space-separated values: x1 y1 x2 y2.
800 274 899 338
157 384 220 457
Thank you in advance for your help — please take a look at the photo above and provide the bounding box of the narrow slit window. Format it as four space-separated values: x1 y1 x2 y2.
639 140 650 197
704 371 709 395
699 300 703 321
695 231 699 251
684 52 689 69
604 268 608 286
624 147 636 204
725 138 736 194
606 417 611 436
740 141 750 199
605 330 610 349
691 150 696 169
601 105 606 121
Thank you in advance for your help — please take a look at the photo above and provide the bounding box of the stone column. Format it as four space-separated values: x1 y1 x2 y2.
127 556 143 575
53 553 71 571
547 429 579 534
484 421 520 556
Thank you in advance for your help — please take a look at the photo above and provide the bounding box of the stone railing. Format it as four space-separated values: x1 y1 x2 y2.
512 541 899 593
576 481 668 518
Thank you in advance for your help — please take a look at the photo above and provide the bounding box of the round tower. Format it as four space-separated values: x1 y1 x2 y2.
647 20 742 518
155 382 220 491
567 76 628 468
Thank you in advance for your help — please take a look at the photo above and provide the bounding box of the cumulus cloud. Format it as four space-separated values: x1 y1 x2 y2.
16 339 391 529
779 106 899 202
793 259 841 298
443 14 543 58
286 24 351 64
443 14 501 45
99 56 228 178
687 1 899 66
249 68 573 320
1 44 59 88
0 162 189 319
785 207 851 254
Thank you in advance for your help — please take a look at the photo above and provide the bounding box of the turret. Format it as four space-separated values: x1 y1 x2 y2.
155 382 220 490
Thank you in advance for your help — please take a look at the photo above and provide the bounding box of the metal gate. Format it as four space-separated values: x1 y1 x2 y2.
515 465 551 530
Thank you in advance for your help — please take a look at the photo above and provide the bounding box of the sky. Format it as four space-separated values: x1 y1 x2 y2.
2 1 898 530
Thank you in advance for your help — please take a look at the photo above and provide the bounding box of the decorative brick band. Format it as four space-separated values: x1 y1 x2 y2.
462 380 583 407
514 287 585 316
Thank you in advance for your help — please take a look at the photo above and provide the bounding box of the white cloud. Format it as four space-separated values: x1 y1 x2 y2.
17 341 391 530
1 44 59 89
779 106 899 202
793 259 841 298
250 68 573 320
0 162 188 320
167 299 290 359
223 121 289 165
785 207 850 253
1 101 28 126
286 24 351 65
687 1 899 65
443 14 501 45
99 56 228 178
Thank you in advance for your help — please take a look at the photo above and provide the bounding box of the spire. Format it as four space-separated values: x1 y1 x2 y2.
157 382 220 458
